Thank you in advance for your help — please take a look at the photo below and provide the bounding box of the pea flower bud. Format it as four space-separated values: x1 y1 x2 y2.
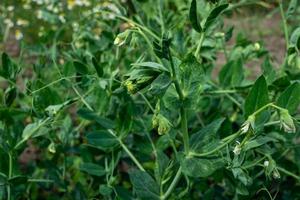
214 32 225 38
279 109 296 133
254 42 260 51
272 170 280 179
114 30 130 46
152 114 172 135
264 160 269 167
124 80 136 94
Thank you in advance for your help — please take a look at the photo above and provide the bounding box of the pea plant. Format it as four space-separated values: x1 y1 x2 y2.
0 0 300 199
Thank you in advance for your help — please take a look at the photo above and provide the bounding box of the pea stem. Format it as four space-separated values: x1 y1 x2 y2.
194 32 205 58
161 167 182 200
7 152 13 200
278 0 289 50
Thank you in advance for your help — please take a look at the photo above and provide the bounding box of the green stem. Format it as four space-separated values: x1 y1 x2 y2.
243 156 266 169
204 89 237 94
190 131 241 157
264 120 281 127
7 152 13 200
158 1 165 35
239 130 252 147
277 166 300 180
195 32 205 58
135 29 161 63
279 0 289 50
109 130 145 172
27 179 54 183
162 167 182 200
139 92 155 113
168 46 189 154
222 38 229 61
250 103 274 117
181 107 189 154
119 140 145 172
72 85 94 111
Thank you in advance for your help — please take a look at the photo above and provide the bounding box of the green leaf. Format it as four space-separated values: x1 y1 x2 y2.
232 168 252 186
289 27 300 50
73 61 88 75
45 99 75 117
277 82 300 114
149 73 172 97
85 130 119 151
99 184 113 196
225 26 234 42
219 58 244 87
79 163 106 177
204 3 229 31
261 56 276 84
92 57 104 77
286 0 297 19
4 86 17 107
129 170 160 200
190 118 225 152
22 119 49 141
179 54 204 107
1 52 19 80
244 75 269 118
189 0 202 33
8 175 28 185
243 136 277 151
154 151 169 183
131 62 168 72
181 157 223 178
77 108 115 129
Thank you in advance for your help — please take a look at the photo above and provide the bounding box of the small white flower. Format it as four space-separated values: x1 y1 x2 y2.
59 15 66 23
233 141 241 155
17 19 29 26
233 145 241 155
7 6 14 11
263 160 269 167
37 10 43 19
4 18 14 28
241 122 250 134
241 115 255 134
15 29 23 40
23 4 31 9
53 7 59 13
72 22 79 31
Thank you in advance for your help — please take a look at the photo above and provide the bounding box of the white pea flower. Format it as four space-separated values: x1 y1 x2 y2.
241 115 255 134
233 141 241 155
280 109 296 133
